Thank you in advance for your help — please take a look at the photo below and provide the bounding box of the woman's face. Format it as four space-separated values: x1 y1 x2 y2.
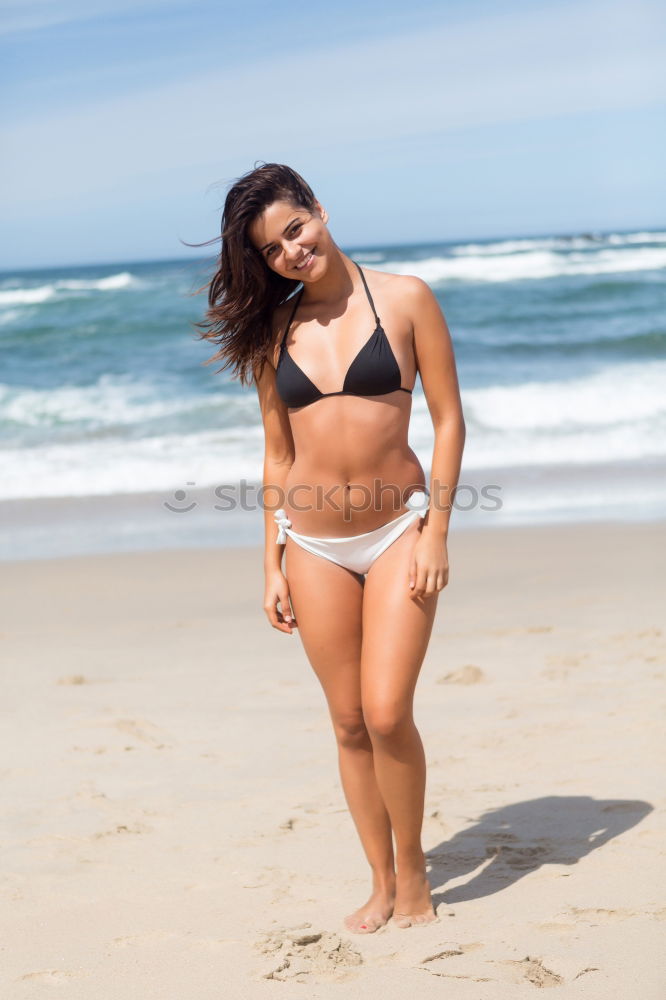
249 198 330 280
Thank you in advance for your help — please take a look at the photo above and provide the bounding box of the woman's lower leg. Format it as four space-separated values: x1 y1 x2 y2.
335 725 396 886
366 714 427 861
366 713 437 925
335 725 398 932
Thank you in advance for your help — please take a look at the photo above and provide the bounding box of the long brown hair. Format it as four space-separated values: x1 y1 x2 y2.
190 162 317 386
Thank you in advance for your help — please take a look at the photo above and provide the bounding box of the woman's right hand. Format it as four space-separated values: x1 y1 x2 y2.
263 568 297 634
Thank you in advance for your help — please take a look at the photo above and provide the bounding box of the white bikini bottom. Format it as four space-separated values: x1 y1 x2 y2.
274 488 430 576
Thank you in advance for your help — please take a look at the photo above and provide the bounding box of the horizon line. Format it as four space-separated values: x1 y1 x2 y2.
2 221 664 276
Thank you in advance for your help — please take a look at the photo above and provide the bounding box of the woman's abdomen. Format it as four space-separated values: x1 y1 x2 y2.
281 399 425 536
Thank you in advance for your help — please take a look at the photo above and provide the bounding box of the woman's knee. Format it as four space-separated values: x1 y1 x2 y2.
332 709 370 749
363 700 413 740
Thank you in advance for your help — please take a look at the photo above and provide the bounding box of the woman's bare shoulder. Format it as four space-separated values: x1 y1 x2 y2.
364 267 434 326
363 265 428 295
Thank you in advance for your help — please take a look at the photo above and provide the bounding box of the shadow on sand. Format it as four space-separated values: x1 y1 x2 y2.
425 795 653 906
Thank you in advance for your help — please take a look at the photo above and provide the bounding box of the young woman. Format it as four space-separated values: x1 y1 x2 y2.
197 163 465 934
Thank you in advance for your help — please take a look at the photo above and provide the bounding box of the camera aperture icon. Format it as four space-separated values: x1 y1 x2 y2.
163 482 198 513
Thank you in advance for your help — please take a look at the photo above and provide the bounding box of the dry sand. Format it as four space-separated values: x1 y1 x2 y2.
1 520 665 998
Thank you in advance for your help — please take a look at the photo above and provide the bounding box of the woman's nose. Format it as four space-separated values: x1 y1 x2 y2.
284 240 301 262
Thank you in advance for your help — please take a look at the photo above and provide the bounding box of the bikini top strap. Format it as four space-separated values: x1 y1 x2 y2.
279 286 305 350
353 261 381 327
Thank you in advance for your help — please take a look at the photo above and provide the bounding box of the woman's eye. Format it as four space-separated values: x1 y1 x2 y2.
265 223 301 258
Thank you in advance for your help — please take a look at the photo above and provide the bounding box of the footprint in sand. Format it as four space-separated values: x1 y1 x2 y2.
495 955 563 988
421 941 483 963
541 651 591 680
418 942 490 982
19 969 84 982
425 809 455 834
537 920 577 934
420 944 595 989
255 924 363 982
57 674 88 685
113 718 174 749
437 665 484 685
485 843 551 868
279 815 319 832
92 821 151 839
566 906 639 923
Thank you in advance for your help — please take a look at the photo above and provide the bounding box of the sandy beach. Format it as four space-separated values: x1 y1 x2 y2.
2 519 665 998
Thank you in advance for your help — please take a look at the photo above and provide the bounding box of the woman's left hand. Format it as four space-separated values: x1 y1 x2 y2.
408 528 449 597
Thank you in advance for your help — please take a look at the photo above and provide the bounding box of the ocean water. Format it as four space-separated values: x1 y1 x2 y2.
1 228 665 556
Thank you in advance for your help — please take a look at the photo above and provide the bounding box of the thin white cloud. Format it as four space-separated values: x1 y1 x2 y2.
0 0 185 36
2 0 664 212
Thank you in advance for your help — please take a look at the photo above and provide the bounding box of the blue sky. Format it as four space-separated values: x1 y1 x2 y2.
1 0 665 269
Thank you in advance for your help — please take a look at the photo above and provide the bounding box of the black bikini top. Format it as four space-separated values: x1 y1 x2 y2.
275 260 413 409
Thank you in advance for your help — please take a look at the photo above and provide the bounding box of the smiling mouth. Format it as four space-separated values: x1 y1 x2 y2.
294 249 315 270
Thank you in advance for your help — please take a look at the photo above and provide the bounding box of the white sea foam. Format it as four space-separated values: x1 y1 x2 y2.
0 428 264 500
607 231 666 245
0 271 140 307
407 360 666 469
1 362 665 499
0 373 257 428
55 271 139 291
464 361 666 431
379 246 666 285
0 285 56 306
451 236 601 256
450 230 666 258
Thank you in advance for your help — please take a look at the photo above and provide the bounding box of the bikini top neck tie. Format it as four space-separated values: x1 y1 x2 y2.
274 509 292 544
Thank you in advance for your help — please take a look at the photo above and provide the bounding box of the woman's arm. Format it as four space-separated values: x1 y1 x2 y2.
404 276 466 591
254 351 297 630
262 452 293 573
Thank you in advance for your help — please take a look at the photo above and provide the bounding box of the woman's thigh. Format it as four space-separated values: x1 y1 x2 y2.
285 537 366 737
361 519 440 729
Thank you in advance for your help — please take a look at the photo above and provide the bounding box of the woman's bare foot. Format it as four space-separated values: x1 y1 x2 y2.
343 880 396 934
392 854 438 928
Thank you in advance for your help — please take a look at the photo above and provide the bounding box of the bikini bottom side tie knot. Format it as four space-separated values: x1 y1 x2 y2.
274 510 292 544
273 488 430 576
